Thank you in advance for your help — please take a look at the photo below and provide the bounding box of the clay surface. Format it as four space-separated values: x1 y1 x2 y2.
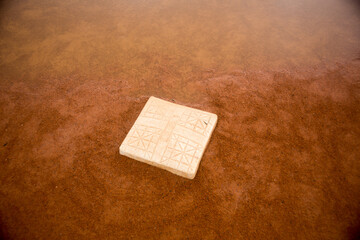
120 96 217 179
1 0 360 239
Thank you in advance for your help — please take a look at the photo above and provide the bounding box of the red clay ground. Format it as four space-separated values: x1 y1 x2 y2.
1 0 360 239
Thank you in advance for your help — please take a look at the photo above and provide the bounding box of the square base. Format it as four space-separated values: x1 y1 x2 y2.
119 96 217 179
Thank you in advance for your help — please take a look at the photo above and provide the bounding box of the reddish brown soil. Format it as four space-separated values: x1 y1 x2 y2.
1 0 360 239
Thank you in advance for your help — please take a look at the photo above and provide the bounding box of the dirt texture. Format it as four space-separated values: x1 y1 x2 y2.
1 0 360 239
